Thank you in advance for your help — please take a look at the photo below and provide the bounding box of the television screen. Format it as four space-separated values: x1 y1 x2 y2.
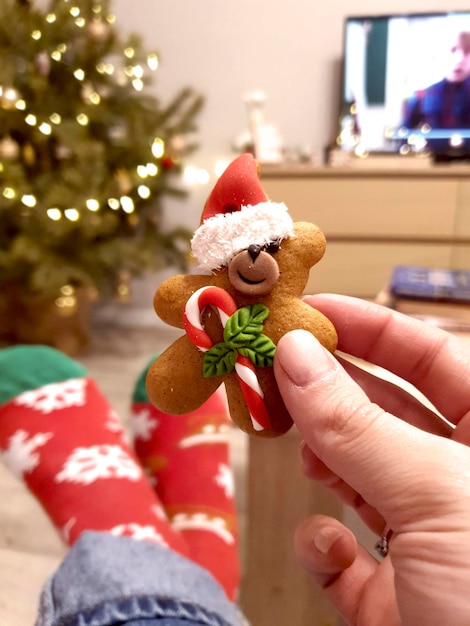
337 12 470 157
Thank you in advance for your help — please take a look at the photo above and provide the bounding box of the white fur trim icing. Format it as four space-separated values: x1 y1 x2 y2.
191 201 294 271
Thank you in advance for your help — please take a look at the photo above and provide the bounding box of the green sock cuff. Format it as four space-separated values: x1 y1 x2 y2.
132 354 160 404
0 345 88 405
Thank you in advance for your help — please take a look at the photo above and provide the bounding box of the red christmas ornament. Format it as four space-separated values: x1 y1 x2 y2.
160 156 175 170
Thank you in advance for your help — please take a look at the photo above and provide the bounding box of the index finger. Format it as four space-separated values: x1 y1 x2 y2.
305 293 470 427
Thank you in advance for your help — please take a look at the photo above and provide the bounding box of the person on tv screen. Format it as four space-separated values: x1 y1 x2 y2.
402 30 470 129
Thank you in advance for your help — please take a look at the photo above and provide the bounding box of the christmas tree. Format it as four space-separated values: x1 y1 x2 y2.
0 0 203 311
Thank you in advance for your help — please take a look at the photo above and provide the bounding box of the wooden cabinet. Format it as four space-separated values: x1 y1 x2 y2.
261 166 470 297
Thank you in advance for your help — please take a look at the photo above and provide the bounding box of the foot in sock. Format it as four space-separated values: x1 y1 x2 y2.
0 345 188 556
131 361 241 600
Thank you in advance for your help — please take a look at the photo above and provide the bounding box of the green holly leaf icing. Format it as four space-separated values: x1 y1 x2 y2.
239 333 276 368
224 304 270 348
202 304 276 378
203 343 237 378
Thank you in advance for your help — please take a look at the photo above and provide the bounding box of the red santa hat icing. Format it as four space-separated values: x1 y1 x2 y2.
191 153 294 271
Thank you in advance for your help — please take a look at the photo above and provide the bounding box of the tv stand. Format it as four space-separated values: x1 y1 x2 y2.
259 164 470 299
433 152 470 164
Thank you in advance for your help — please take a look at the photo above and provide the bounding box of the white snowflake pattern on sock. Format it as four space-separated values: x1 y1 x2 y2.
131 407 158 441
178 423 230 448
15 378 87 414
0 430 53 479
55 444 143 484
109 523 169 546
214 463 235 498
152 503 168 521
104 408 129 444
171 512 234 544
62 517 77 543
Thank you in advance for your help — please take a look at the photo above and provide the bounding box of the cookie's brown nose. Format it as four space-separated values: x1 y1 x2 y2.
248 244 261 261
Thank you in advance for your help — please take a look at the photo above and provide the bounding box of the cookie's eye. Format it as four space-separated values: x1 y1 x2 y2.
265 240 280 254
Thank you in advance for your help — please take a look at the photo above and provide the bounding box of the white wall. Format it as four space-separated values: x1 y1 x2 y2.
107 0 470 315
113 0 470 193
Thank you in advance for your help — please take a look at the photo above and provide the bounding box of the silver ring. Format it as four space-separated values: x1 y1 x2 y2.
374 527 393 558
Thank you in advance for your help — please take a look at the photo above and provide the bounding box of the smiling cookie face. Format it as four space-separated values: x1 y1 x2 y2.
223 221 326 302
227 244 281 296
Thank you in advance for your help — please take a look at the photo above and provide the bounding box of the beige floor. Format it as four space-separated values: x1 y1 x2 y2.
0 326 248 625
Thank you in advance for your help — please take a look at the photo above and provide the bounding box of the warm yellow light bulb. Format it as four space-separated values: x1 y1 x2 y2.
147 54 159 70
50 113 61 124
86 199 100 211
137 185 151 199
124 47 135 59
31 30 42 40
76 113 89 126
15 100 26 110
64 208 79 221
183 167 210 186
47 208 61 220
184 166 198 185
197 169 210 185
3 87 18 105
75 17 86 28
22 194 37 207
108 198 120 210
39 123 52 135
46 13 56 23
132 79 143 92
25 114 37 126
3 188 16 199
151 138 165 158
74 69 85 81
120 196 134 213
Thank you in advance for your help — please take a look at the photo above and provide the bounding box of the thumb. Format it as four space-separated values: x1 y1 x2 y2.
274 330 466 527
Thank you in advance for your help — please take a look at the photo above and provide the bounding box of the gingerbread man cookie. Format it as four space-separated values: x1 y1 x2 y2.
146 153 337 437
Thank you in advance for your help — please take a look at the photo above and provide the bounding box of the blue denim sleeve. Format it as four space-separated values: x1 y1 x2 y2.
35 531 247 626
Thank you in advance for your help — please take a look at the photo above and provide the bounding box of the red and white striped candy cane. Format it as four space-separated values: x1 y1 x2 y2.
183 286 271 432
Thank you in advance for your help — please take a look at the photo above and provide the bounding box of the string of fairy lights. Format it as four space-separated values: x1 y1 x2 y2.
0 0 219 228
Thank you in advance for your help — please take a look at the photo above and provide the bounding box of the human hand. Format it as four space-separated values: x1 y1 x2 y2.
274 294 470 626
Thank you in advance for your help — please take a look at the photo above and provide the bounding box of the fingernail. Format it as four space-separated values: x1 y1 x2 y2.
314 527 342 555
277 330 337 387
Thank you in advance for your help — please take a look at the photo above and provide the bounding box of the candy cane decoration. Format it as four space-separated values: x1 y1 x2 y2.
183 286 271 432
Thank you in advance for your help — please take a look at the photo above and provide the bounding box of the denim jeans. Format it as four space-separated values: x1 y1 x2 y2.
35 532 246 626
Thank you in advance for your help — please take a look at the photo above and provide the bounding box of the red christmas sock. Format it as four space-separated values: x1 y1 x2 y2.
131 361 241 600
0 345 188 556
